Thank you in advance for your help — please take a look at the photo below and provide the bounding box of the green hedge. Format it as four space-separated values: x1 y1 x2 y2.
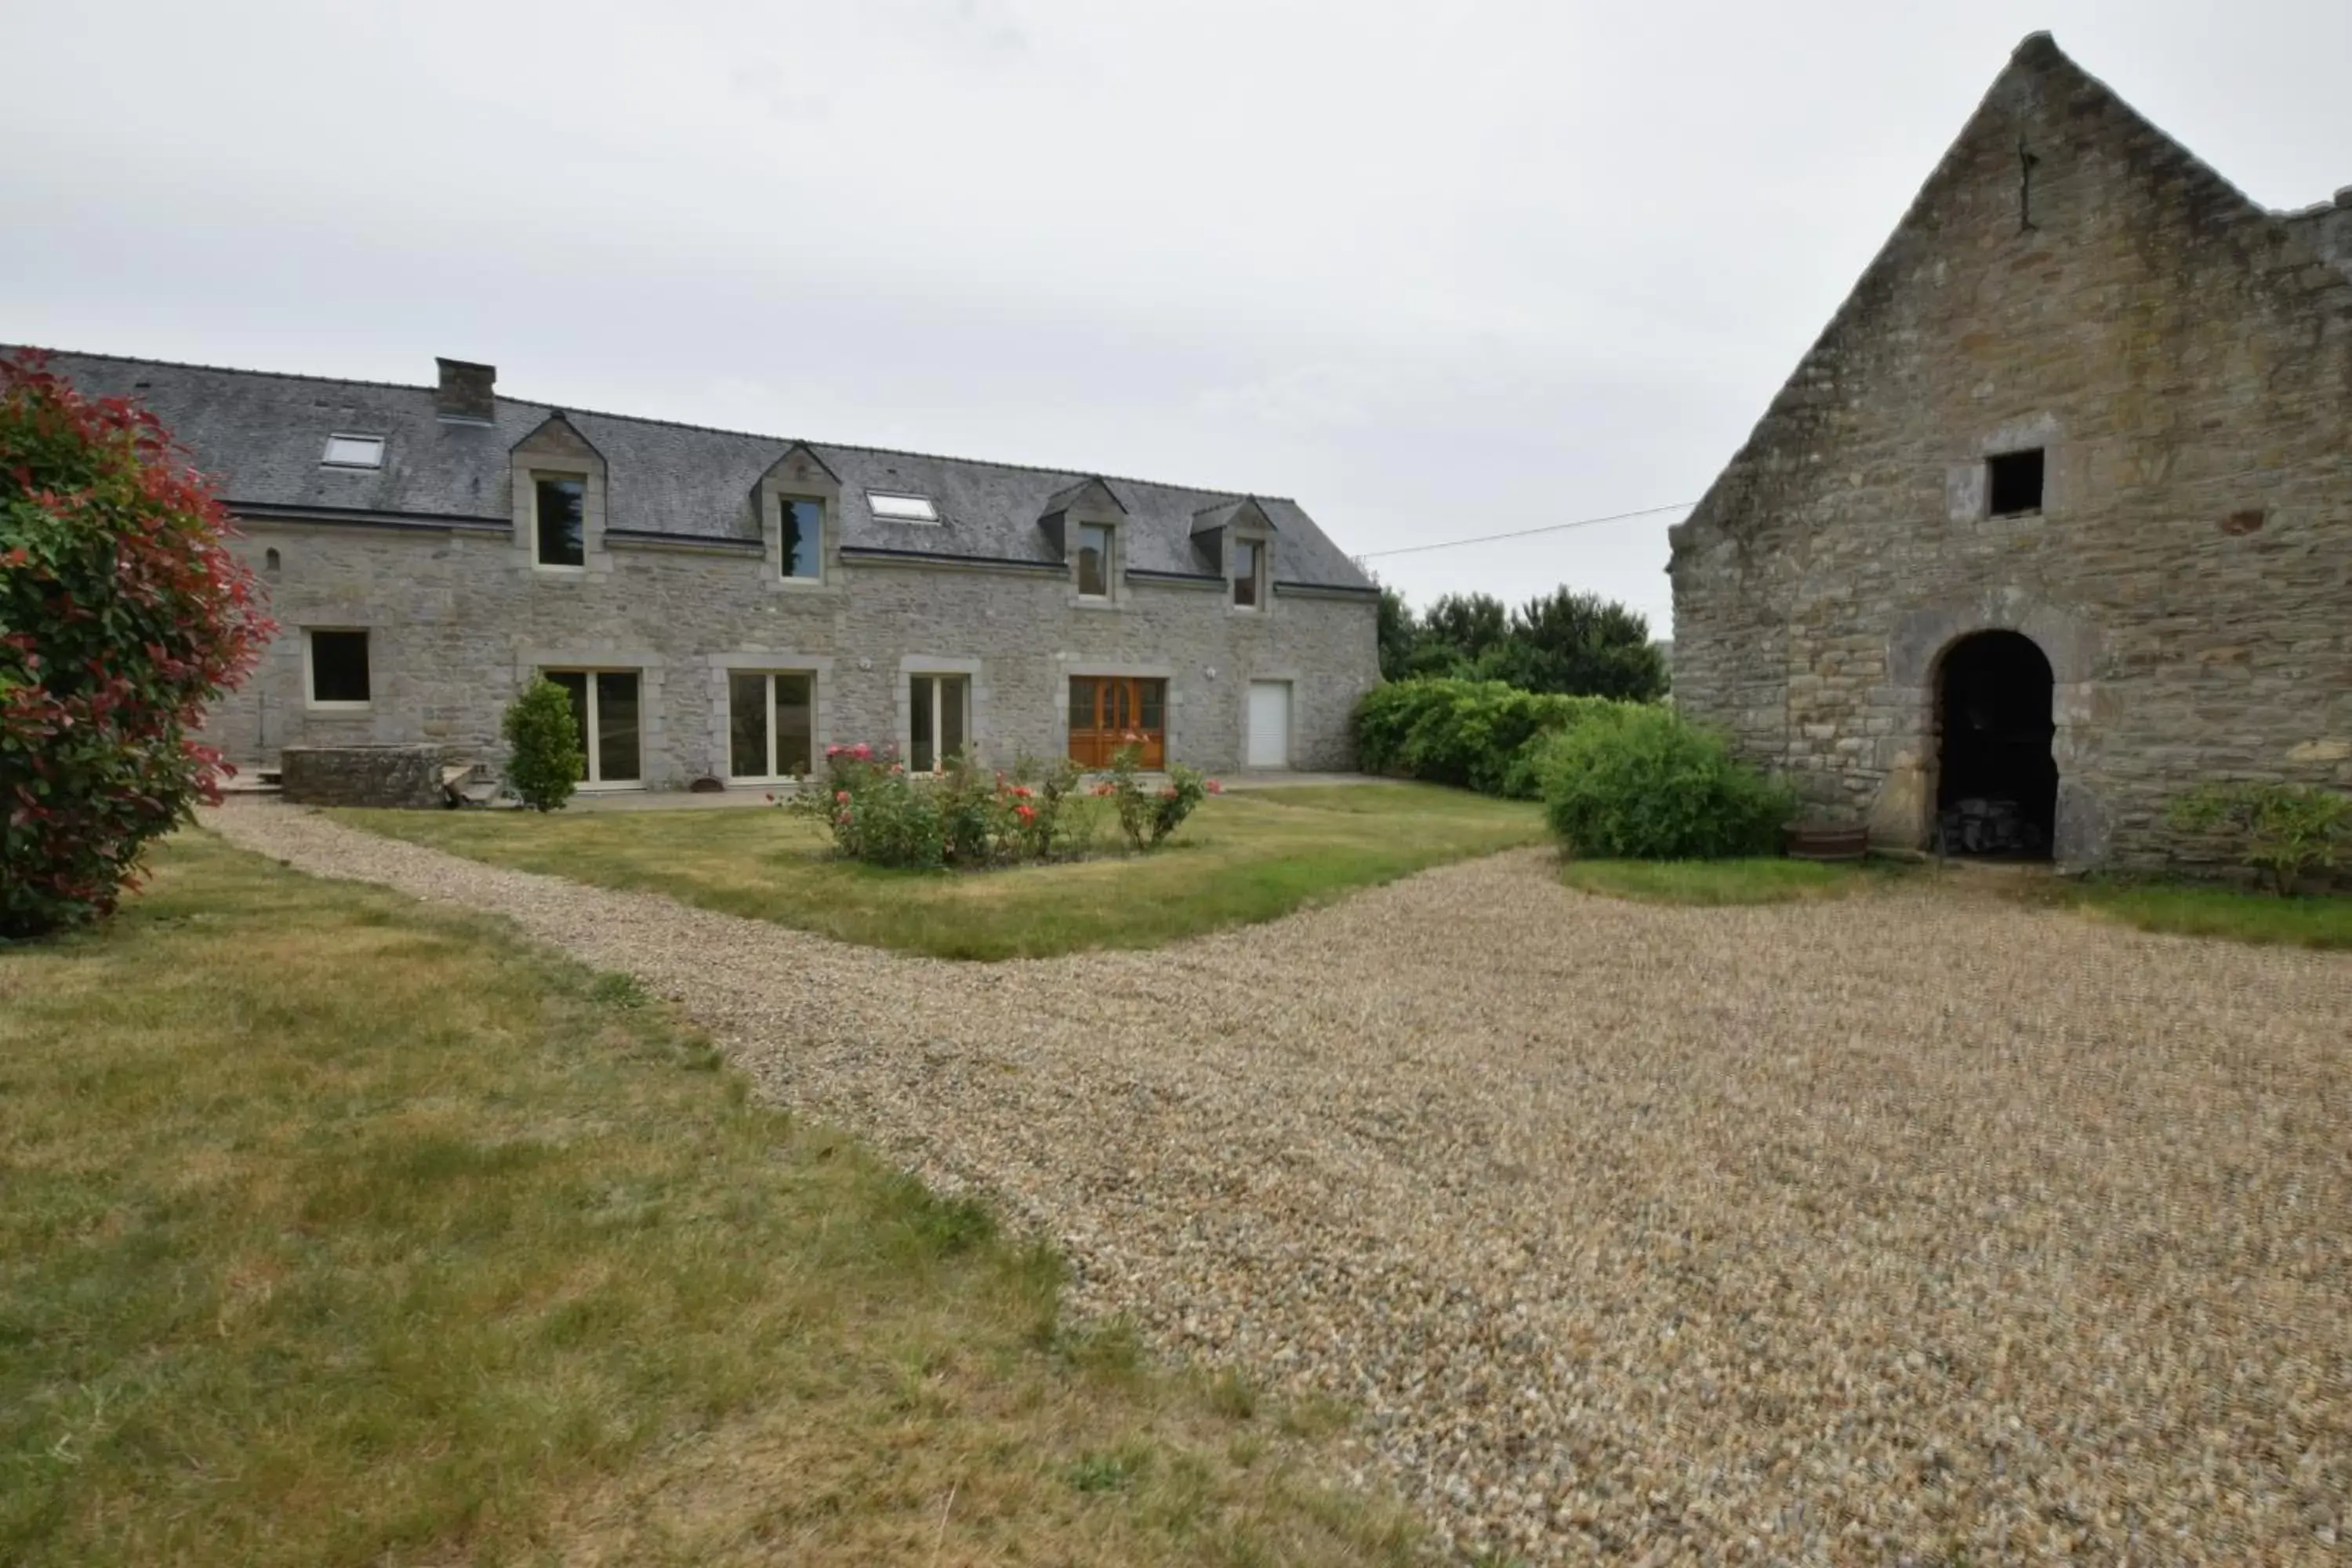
1535 706 1794 859
1352 678 1630 798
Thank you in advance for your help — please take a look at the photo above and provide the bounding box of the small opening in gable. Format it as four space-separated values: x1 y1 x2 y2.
1987 448 2044 517
264 547 281 574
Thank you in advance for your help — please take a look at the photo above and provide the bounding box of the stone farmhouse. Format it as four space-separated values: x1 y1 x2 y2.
1669 34 2351 868
41 350 1381 795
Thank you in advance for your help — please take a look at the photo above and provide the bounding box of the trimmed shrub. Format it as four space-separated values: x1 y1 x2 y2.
2 353 271 938
1353 678 1626 797
1537 706 1793 859
501 678 583 811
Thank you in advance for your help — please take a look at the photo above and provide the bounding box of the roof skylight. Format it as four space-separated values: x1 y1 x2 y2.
322 434 386 469
867 491 939 524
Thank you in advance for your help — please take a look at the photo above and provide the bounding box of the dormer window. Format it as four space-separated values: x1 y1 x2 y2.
869 492 938 524
779 496 823 579
1231 537 1265 608
1076 522 1112 598
535 477 586 567
322 434 385 469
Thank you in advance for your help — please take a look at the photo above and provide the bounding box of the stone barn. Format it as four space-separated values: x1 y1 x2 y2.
1668 34 2351 869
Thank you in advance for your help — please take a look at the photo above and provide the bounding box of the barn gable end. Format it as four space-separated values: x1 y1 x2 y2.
1668 33 2352 869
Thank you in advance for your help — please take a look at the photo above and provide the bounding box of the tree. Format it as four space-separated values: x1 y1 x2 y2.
2 353 270 938
502 678 583 811
1375 585 1418 682
1417 593 1512 668
1377 583 1669 701
1481 588 1668 702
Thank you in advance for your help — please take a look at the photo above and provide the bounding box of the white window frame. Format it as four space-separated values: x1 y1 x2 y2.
303 626 372 712
1075 520 1116 601
868 491 939 524
532 473 590 573
906 671 971 773
775 493 826 584
726 670 818 782
1229 533 1269 612
321 433 386 470
542 666 643 788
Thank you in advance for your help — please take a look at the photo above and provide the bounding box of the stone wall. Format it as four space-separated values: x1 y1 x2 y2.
1668 36 2352 869
280 744 452 808
211 521 1378 786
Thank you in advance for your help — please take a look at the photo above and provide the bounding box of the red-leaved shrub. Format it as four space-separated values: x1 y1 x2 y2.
2 351 272 937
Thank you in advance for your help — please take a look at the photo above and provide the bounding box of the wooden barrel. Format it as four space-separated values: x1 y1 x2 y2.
1784 822 1870 862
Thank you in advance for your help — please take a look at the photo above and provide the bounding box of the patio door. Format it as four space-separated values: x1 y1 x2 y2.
1068 677 1166 768
545 670 641 786
909 673 968 772
728 671 815 781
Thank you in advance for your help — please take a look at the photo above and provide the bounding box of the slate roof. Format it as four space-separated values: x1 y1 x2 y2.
25 349 1375 593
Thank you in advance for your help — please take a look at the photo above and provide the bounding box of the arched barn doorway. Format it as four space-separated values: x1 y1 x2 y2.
1934 631 2057 858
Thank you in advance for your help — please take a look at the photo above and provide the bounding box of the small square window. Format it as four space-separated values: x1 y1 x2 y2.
307 629 370 706
1987 448 2045 517
322 434 385 469
779 497 823 579
1076 523 1111 597
535 477 586 566
869 491 938 524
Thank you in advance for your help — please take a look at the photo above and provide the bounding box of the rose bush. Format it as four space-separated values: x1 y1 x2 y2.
789 744 1098 869
1095 738 1218 851
2 352 271 938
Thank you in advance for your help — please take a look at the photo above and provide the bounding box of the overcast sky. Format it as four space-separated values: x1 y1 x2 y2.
6 1 2347 635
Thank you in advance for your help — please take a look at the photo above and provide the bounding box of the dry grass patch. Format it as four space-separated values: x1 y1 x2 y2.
328 782 1544 959
0 834 1417 1567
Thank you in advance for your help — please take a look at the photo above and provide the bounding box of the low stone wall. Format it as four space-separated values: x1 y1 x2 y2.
279 745 454 809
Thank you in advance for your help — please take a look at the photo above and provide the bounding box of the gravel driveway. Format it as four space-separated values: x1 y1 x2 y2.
206 801 2350 1564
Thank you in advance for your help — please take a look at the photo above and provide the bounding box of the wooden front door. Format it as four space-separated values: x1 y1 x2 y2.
1069 677 1166 768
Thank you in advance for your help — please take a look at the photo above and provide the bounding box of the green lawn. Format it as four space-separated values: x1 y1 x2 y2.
1558 855 1903 906
2048 878 2352 949
0 834 1416 1567
331 782 1545 959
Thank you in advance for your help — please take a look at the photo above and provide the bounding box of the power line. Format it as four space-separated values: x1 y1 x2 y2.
1356 500 1698 561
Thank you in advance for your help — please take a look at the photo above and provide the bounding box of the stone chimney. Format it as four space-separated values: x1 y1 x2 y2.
434 357 496 422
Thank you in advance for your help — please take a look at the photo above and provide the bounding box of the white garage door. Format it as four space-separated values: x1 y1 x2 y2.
1246 681 1291 768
